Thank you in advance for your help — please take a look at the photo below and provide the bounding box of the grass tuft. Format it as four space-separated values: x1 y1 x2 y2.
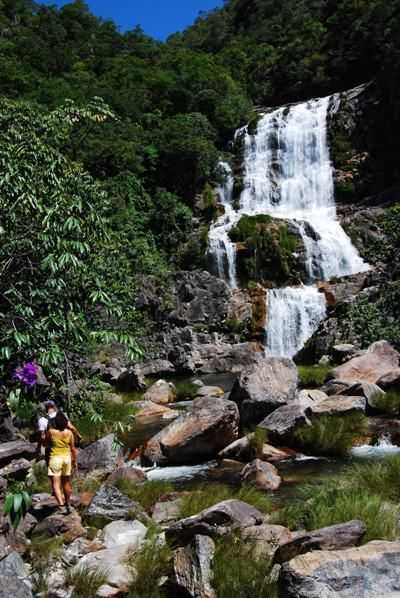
179 483 271 519
174 381 199 401
65 565 108 598
213 533 277 598
248 428 268 455
347 456 400 502
127 534 173 598
298 364 331 387
76 399 137 444
294 413 368 456
29 461 50 494
372 390 400 415
114 479 175 512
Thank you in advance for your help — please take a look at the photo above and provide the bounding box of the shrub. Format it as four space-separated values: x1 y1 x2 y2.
279 476 399 542
297 364 331 387
179 483 271 518
75 399 137 444
372 390 400 415
127 535 173 598
174 381 199 401
213 533 277 598
66 565 108 598
294 413 368 457
248 428 268 454
114 479 175 512
3 484 32 528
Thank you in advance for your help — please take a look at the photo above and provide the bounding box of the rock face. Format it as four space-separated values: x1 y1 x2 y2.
274 520 366 564
78 434 121 472
144 379 176 405
331 340 400 384
229 357 298 426
0 551 32 598
310 395 366 416
143 397 239 465
86 485 148 526
338 381 385 409
172 535 216 598
0 441 36 468
107 466 147 485
377 368 400 392
165 499 264 547
258 403 309 443
240 459 282 491
278 540 400 598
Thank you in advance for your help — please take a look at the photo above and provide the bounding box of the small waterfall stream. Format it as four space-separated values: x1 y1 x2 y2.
208 95 368 357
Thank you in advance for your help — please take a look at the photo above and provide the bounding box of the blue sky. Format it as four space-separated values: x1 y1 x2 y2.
40 1 224 40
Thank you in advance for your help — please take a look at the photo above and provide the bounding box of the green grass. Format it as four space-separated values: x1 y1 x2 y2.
29 461 49 494
114 479 175 512
128 535 173 598
76 399 137 444
278 475 400 542
213 533 277 598
30 535 64 596
248 428 268 455
298 364 332 387
294 413 368 456
74 473 104 495
66 565 108 598
372 390 400 415
347 456 400 502
179 483 272 519
174 381 199 401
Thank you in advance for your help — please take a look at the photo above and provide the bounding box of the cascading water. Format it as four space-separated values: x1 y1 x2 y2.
208 95 368 357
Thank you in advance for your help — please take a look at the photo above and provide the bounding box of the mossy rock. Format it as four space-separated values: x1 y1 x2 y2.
229 214 307 287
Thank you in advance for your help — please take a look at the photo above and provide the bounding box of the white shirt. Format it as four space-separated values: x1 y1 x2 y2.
38 417 48 433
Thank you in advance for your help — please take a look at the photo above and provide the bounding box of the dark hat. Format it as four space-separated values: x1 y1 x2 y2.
44 400 56 410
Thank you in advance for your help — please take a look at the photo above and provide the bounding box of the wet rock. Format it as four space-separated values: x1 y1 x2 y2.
143 397 239 466
217 435 254 462
258 404 309 443
165 499 264 547
331 340 400 384
107 466 147 485
278 540 400 598
86 484 149 527
229 356 298 426
240 459 282 491
78 434 122 472
377 368 400 392
144 379 176 405
171 535 216 598
337 381 385 409
0 441 36 468
103 520 147 550
0 459 31 481
310 396 366 416
242 524 292 559
0 551 33 598
32 510 85 543
274 520 366 564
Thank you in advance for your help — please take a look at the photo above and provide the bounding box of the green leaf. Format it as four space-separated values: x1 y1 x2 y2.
3 494 14 514
13 493 23 513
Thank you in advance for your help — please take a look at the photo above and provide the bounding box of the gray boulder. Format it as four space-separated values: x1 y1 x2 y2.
143 397 239 465
338 381 385 410
240 459 282 491
274 520 366 564
0 458 31 481
278 540 400 598
242 524 292 559
331 340 400 384
377 368 400 392
310 396 366 416
103 520 147 550
0 441 36 468
258 403 309 443
144 379 176 405
86 484 149 526
76 545 134 592
0 551 33 598
229 357 298 426
171 535 216 598
166 499 264 547
78 434 122 472
32 510 85 543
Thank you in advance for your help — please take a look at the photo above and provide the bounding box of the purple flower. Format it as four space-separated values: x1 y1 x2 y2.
14 362 38 387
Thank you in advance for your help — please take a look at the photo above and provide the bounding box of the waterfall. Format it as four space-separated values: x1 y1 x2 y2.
208 95 368 357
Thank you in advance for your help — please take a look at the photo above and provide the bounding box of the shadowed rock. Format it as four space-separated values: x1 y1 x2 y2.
171 535 216 598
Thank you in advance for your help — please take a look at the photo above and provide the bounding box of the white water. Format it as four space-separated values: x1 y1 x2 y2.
208 95 368 357
351 435 400 459
146 462 213 482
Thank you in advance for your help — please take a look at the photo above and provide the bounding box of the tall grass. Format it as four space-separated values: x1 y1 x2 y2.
30 536 64 596
278 475 399 542
294 413 368 456
76 400 137 444
174 381 198 401
248 428 268 455
179 483 271 518
297 364 332 387
348 456 400 502
213 533 277 598
65 565 108 598
114 479 175 512
128 535 173 598
372 390 400 415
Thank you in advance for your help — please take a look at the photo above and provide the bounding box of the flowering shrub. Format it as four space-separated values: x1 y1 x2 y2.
13 362 38 387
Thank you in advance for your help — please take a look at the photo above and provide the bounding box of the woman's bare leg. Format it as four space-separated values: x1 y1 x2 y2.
62 476 72 507
50 476 65 506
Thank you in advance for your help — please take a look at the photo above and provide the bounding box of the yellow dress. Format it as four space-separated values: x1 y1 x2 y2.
47 430 73 477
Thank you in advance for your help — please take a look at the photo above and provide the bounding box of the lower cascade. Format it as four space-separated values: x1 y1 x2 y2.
208 94 368 357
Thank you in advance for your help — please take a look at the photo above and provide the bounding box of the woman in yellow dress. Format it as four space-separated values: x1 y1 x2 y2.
46 411 77 513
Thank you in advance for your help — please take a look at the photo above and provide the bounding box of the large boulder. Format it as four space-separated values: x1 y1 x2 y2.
165 499 264 547
0 551 33 598
331 340 400 384
278 540 400 598
0 441 36 468
144 379 176 405
78 434 122 472
171 535 216 598
240 459 282 491
76 545 134 592
242 524 292 559
103 520 147 551
0 459 31 481
309 396 366 417
258 403 309 443
377 368 400 392
143 397 239 466
337 381 385 410
32 510 85 543
107 466 147 485
274 520 366 564
86 484 149 526
229 357 298 426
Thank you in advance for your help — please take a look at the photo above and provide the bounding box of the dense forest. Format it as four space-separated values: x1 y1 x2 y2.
1 0 399 374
